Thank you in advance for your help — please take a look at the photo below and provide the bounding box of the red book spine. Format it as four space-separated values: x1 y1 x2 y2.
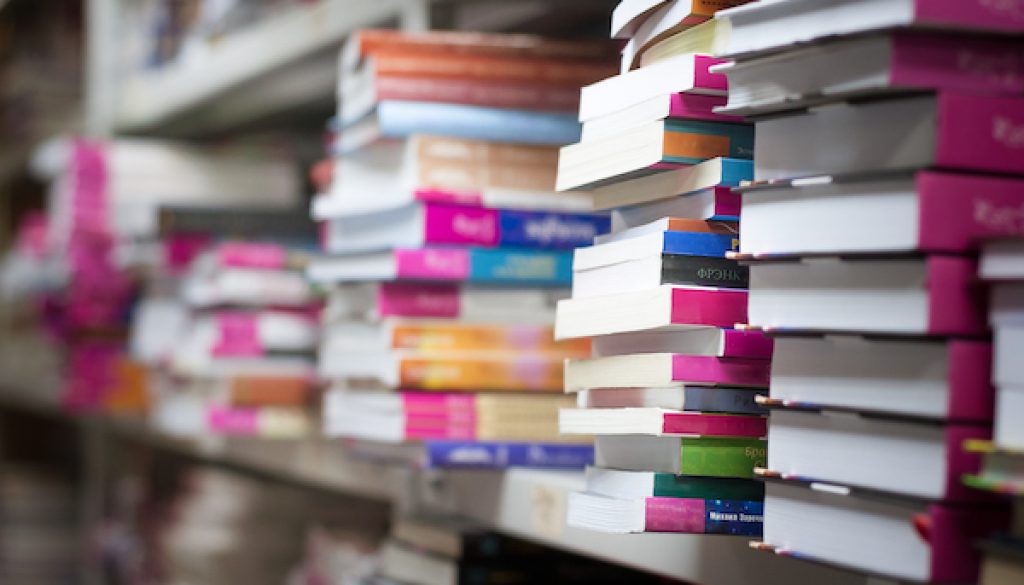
374 76 580 112
370 51 616 87
662 412 767 437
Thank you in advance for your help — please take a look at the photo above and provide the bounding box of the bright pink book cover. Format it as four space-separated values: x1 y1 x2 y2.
377 282 462 318
218 242 287 269
929 504 1010 582
669 287 748 328
926 256 988 336
918 172 1024 252
936 92 1024 176
644 497 708 533
395 248 470 280
208 406 259 435
671 355 771 387
669 93 744 124
721 329 774 359
211 312 263 357
414 188 487 208
402 392 477 415
915 0 1024 33
891 32 1024 96
947 341 994 422
708 186 742 218
662 412 766 437
423 204 500 246
694 55 729 93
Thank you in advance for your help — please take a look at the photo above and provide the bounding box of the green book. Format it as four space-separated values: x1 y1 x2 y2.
680 437 766 479
586 466 764 501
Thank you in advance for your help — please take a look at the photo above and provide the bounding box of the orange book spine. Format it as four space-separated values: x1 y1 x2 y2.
414 135 559 167
665 218 739 235
229 376 312 407
391 323 590 356
350 29 620 62
398 355 565 392
370 51 616 87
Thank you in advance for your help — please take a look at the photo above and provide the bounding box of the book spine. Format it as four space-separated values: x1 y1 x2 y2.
376 282 462 318
694 54 730 93
349 30 620 64
398 355 565 392
422 205 501 247
662 231 740 257
919 171 1024 252
661 255 749 288
378 101 582 146
415 135 559 167
390 322 588 354
375 75 581 112
645 497 763 535
664 120 755 164
720 329 774 359
670 288 749 327
401 392 477 415
936 93 1024 176
217 242 288 269
925 256 988 336
404 420 477 441
914 0 1024 33
415 160 558 192
370 51 615 86
668 93 744 124
211 313 263 357
497 210 610 249
890 32 1024 96
947 341 994 421
663 412 767 437
466 248 573 285
207 406 260 435
710 186 743 218
229 376 311 407
423 441 594 469
679 437 767 478
672 355 771 387
929 503 1011 582
652 474 765 500
681 386 766 415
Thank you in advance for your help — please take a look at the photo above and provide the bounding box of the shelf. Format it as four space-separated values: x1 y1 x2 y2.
113 0 426 134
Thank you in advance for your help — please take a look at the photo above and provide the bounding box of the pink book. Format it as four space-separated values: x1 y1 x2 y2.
402 392 477 416
207 406 260 435
934 92 1024 175
565 354 770 391
667 93 743 123
914 0 1024 33
670 288 749 328
662 412 766 437
917 172 1024 251
377 282 464 318
673 355 770 387
217 242 288 269
887 31 1024 96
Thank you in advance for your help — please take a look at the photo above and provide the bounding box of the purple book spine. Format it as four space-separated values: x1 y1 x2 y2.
423 441 594 469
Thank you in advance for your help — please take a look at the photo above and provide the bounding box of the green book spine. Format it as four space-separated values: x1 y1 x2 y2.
679 437 766 479
652 474 765 501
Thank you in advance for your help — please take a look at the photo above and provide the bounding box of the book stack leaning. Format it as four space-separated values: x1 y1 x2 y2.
710 0 1024 581
311 29 617 470
555 0 771 536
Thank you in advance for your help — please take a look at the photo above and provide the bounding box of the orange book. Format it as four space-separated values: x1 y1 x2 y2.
414 135 560 167
398 354 565 393
390 321 590 357
665 218 739 235
368 51 616 88
229 376 312 407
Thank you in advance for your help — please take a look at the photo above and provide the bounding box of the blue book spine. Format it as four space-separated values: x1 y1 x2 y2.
704 499 764 536
468 248 573 286
663 120 755 164
379 101 582 145
499 210 611 250
683 386 766 415
424 441 595 469
662 231 740 257
718 158 754 187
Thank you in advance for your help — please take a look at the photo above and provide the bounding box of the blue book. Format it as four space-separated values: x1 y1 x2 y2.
424 441 595 469
359 101 581 148
662 231 738 257
498 209 610 249
663 119 755 164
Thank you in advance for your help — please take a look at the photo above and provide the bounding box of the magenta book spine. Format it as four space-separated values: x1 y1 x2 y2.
394 248 471 281
644 497 709 533
929 503 1010 583
918 172 1024 252
915 0 1024 33
402 392 477 415
694 55 729 93
711 186 742 217
670 288 748 327
662 412 767 437
671 355 771 387
217 242 287 269
721 329 774 359
377 282 462 318
668 93 743 124
926 256 988 336
935 93 1024 176
889 32 1024 96
422 204 501 247
946 341 994 422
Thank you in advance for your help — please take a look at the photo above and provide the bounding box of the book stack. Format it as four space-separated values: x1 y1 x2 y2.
554 0 770 536
709 0 1024 580
965 240 1024 585
313 29 617 470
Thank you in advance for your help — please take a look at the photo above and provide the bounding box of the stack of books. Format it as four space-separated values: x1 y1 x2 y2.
312 29 616 470
710 0 1024 581
554 0 770 535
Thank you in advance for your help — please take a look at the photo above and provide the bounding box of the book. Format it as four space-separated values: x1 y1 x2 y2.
574 254 748 297
557 119 754 191
227 375 312 407
590 327 772 359
324 282 563 322
184 310 318 358
589 157 751 211
768 336 993 422
585 466 765 500
581 93 740 142
320 351 566 393
621 0 751 71
739 171 1024 257
612 186 741 227
595 217 738 245
341 29 620 72
206 406 312 438
761 480 1007 583
717 31 1024 116
747 256 986 336
578 226 739 260
314 137 592 217
767 408 990 500
566 492 763 535
611 0 672 38
560 408 767 437
996 325 1024 386
596 434 766 477
322 319 589 355
637 18 731 69
564 354 771 390
349 440 594 469
754 93 1024 182
320 201 609 253
578 386 765 414
338 102 582 154
578 53 726 122
181 264 313 308
555 285 749 339
983 240 1024 281
307 247 573 287
720 0 1024 59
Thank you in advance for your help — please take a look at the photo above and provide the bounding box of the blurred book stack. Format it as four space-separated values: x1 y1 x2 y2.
312 29 618 470
709 0 1024 580
555 0 770 535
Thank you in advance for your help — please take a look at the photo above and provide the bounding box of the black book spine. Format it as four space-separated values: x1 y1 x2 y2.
660 254 749 288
